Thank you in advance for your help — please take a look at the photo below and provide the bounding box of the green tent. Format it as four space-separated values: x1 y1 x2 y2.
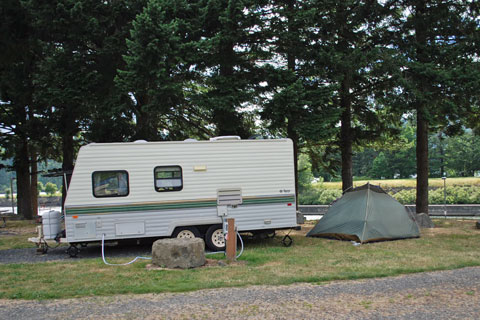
307 183 420 243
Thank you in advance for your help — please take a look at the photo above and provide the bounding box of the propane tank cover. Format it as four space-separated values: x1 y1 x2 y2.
42 210 62 240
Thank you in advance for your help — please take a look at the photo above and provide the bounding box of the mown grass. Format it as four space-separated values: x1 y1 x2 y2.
0 220 38 250
1 219 480 300
320 177 480 190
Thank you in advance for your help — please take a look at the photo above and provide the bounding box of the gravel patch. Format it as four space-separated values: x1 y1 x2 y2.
1 267 479 319
0 243 152 264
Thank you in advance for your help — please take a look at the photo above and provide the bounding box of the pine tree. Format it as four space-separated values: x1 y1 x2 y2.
260 0 339 203
195 0 268 138
116 0 209 140
388 0 480 213
307 0 400 191
0 0 41 219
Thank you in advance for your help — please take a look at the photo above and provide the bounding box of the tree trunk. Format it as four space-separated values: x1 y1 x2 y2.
287 121 299 209
212 8 249 139
285 0 299 208
340 75 353 192
61 133 75 209
416 107 429 214
134 108 155 141
15 139 33 219
30 149 38 218
215 43 244 137
414 0 429 215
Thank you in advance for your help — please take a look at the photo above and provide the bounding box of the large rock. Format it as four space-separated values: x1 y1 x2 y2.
152 238 206 269
416 213 435 228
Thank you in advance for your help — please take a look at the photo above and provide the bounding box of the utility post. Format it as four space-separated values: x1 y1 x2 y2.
442 175 447 219
226 218 237 261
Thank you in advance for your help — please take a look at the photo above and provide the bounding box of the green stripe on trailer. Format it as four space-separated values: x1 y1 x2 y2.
65 196 295 216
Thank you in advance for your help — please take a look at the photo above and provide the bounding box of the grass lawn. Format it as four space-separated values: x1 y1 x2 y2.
0 220 39 250
320 177 480 189
1 219 480 300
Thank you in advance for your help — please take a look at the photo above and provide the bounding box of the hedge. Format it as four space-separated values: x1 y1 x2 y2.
299 185 480 205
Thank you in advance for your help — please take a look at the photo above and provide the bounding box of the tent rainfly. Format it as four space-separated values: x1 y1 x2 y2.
306 183 420 243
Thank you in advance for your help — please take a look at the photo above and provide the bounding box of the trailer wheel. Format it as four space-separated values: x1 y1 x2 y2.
67 245 79 258
172 227 201 239
205 225 226 251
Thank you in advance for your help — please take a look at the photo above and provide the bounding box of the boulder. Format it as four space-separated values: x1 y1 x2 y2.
416 213 435 228
152 238 206 269
296 210 305 224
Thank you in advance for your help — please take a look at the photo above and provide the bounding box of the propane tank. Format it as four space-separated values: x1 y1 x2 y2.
42 210 62 240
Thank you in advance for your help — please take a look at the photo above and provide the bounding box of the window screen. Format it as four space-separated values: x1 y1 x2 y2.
154 166 183 192
92 171 129 197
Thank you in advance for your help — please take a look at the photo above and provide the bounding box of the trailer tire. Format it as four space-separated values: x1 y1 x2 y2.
205 225 226 251
172 226 201 239
67 245 79 258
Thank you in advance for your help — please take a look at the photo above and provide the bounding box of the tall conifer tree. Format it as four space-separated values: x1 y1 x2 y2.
307 0 400 192
388 0 480 214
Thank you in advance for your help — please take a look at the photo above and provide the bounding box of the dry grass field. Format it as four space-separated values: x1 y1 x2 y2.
319 177 480 189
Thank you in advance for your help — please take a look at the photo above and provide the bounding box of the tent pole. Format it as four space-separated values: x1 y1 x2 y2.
360 183 371 242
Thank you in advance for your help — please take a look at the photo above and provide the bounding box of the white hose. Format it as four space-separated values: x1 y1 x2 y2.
204 231 244 259
236 231 244 258
101 234 152 266
101 231 244 266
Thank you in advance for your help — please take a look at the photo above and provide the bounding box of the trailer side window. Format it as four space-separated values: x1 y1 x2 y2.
154 166 183 192
92 171 129 197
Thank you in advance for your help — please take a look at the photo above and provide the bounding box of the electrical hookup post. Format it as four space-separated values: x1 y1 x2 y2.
225 218 237 261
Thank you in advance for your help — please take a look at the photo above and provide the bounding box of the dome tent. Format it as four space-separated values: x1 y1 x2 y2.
307 183 420 243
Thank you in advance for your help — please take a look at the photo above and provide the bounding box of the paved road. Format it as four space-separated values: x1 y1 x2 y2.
1 267 479 319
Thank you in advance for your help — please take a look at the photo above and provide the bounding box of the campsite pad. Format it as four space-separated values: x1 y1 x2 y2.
0 242 152 264
307 183 420 243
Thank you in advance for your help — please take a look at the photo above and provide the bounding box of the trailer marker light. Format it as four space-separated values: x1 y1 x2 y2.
287 203 292 206
73 215 78 219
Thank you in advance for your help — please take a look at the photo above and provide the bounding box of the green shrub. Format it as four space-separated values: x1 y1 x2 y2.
299 185 342 205
318 189 342 204
390 186 480 204
390 189 416 204
302 184 480 205
431 186 480 204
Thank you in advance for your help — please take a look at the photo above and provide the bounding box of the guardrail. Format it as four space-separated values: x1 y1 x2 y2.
299 204 480 217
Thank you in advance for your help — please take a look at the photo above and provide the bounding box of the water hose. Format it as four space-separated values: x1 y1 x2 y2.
101 234 152 266
204 231 244 259
101 231 244 266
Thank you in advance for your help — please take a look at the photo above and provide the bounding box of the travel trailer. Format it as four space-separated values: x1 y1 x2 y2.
33 137 298 255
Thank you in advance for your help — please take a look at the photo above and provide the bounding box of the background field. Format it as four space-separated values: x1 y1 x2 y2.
319 177 480 189
299 177 480 205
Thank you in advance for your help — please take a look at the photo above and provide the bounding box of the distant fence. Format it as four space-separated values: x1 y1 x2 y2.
299 204 480 217
0 197 61 207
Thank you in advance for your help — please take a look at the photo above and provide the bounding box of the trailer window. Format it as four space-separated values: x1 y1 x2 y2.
154 166 183 192
92 171 129 197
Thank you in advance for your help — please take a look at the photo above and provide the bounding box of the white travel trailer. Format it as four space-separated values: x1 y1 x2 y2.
51 137 298 255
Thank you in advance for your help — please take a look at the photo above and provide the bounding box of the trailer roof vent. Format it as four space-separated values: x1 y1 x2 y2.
184 138 198 142
210 136 241 141
133 140 148 143
217 188 242 205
